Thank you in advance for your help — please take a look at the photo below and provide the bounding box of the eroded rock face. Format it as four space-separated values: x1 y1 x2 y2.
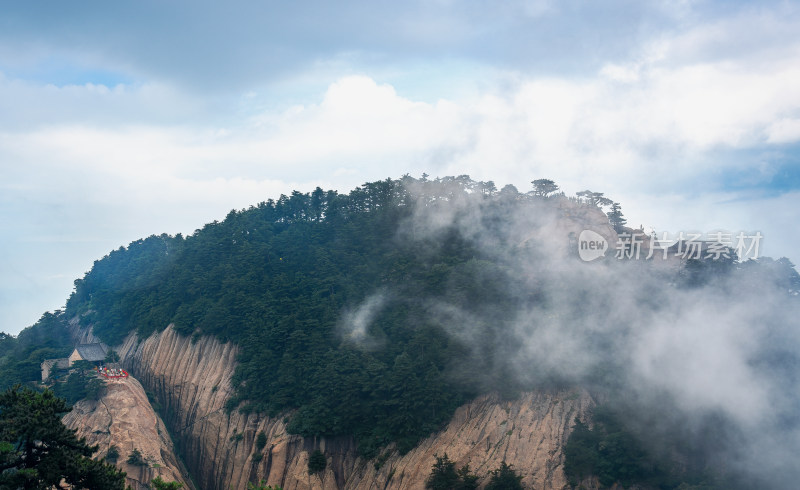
113 326 593 490
62 375 193 490
343 390 593 490
117 327 247 490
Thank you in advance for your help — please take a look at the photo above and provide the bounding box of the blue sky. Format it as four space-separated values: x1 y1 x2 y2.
1 0 799 334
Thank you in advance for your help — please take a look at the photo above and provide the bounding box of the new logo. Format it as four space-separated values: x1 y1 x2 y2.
578 230 608 262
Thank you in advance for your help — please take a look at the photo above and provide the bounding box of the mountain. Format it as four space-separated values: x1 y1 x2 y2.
2 175 800 489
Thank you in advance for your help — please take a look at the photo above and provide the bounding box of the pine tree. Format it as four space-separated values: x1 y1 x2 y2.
531 179 559 197
607 202 627 233
0 385 127 489
308 449 326 474
486 461 524 490
426 454 459 490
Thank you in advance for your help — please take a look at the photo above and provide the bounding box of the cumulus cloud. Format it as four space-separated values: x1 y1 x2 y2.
2 0 799 337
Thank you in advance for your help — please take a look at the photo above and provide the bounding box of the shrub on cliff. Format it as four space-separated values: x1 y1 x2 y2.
256 431 267 451
308 449 326 474
485 461 523 490
426 454 478 490
127 448 147 466
106 444 120 463
151 476 183 489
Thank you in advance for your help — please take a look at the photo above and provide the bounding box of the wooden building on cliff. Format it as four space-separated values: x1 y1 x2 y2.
41 342 108 381
68 343 108 365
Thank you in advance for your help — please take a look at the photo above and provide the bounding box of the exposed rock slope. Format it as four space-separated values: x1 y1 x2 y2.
62 374 193 490
114 326 593 489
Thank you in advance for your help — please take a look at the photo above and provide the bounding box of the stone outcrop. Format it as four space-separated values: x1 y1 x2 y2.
62 374 193 490
112 326 594 489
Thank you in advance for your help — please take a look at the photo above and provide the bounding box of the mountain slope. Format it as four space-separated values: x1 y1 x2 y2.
114 324 591 489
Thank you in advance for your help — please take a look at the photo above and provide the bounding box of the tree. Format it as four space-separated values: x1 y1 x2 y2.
127 448 147 466
256 431 268 451
486 461 523 490
576 190 613 209
607 202 627 232
564 418 599 486
105 349 121 363
52 365 104 405
151 476 183 489
308 449 326 474
106 444 120 463
426 454 478 490
0 385 126 489
531 179 559 197
457 464 479 489
426 453 459 489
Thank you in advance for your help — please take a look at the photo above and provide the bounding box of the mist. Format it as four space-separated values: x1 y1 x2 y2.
347 180 800 488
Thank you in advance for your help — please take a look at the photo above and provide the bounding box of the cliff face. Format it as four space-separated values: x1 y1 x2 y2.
114 326 593 490
341 390 593 490
62 375 193 490
117 327 248 490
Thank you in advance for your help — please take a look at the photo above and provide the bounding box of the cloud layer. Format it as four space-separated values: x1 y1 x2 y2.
1 1 799 333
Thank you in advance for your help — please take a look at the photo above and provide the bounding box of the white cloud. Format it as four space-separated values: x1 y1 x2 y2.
3 3 800 333
767 118 800 144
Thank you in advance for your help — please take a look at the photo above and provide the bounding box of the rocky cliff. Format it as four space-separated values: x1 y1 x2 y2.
62 374 193 490
111 326 593 489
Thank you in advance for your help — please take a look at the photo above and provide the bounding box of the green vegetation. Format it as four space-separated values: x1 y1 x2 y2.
425 453 478 490
606 202 626 232
247 481 282 490
10 173 792 479
563 408 737 489
106 444 120 463
486 461 523 490
0 385 127 489
0 312 72 389
151 476 183 489
62 176 535 456
308 449 326 474
52 361 105 405
127 448 147 466
105 349 121 363
256 431 267 451
531 178 560 197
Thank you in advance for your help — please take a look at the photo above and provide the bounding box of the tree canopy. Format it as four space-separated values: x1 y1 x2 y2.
531 179 559 197
0 385 126 489
485 461 523 490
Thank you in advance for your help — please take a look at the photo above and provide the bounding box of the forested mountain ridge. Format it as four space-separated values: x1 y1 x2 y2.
2 174 800 489
60 175 618 457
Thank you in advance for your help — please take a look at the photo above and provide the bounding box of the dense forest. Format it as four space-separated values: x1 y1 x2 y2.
66 175 539 455
2 174 799 488
0 312 72 389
